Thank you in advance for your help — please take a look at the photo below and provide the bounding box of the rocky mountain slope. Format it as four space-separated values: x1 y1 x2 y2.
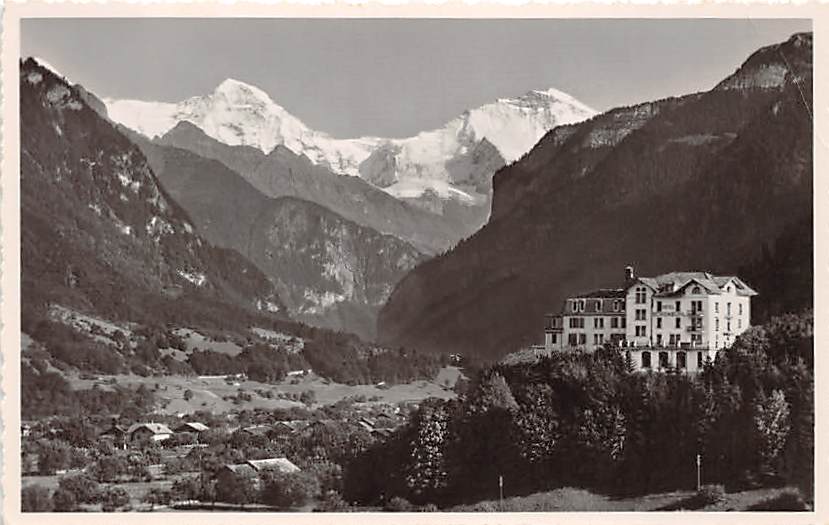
105 82 595 246
20 58 286 329
134 139 424 340
153 122 471 254
378 33 813 360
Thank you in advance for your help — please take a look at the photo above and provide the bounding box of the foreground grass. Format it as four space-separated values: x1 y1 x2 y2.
447 486 811 512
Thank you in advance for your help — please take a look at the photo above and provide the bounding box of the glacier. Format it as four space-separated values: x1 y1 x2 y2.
104 78 597 202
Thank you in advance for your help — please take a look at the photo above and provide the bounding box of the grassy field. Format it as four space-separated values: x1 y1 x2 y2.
66 366 461 415
448 486 810 512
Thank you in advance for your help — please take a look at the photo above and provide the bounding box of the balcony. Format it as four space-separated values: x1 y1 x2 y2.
686 325 703 332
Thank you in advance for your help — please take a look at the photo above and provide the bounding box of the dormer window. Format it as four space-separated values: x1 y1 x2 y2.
579 300 586 312
613 300 621 312
595 300 602 312
572 301 578 313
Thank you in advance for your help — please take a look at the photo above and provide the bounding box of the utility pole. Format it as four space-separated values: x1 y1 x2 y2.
499 474 504 510
696 454 702 491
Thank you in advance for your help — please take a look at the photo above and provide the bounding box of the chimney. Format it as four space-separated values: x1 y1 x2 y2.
625 265 635 283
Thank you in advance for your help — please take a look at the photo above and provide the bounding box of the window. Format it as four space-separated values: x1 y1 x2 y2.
635 325 646 337
636 309 646 321
594 334 604 345
659 351 669 368
595 300 602 312
572 301 578 313
568 334 578 346
551 334 557 344
727 302 732 316
715 302 719 313
727 321 731 332
675 301 681 312
641 351 651 369
594 318 604 329
692 286 701 294
656 318 662 329
578 333 586 345
657 301 662 312
739 303 743 315
656 334 663 346
692 300 703 313
692 334 702 345
621 317 627 328
611 317 619 329
635 287 647 304
697 351 703 368
738 318 742 329
677 352 687 369
675 318 681 329
613 301 621 312
715 318 720 331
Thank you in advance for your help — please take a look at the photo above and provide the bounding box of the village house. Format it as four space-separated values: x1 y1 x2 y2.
100 424 129 449
544 266 757 372
127 422 174 444
217 457 301 490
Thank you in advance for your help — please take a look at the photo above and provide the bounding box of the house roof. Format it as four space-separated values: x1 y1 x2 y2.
240 425 271 436
127 423 173 435
175 422 209 433
247 457 300 473
636 272 758 297
224 463 258 477
570 288 627 299
558 290 627 315
100 425 128 436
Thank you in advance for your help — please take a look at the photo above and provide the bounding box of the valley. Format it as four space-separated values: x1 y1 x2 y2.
17 26 815 515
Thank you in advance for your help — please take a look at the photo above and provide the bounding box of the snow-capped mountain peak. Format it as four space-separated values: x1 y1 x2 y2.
104 78 596 203
213 77 276 105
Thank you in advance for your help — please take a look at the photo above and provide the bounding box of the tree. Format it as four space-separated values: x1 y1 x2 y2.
100 486 130 512
57 473 100 504
143 488 172 510
91 454 129 482
261 471 320 508
404 400 451 503
465 371 518 414
754 389 791 478
37 440 72 474
216 473 257 507
51 487 77 512
21 485 53 512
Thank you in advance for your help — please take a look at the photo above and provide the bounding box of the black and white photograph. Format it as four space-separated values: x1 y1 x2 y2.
2 11 820 518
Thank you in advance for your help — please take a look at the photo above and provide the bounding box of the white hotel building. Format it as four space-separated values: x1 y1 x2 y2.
544 267 757 372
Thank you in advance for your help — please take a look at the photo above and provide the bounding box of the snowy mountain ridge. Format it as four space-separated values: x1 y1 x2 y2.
104 78 596 202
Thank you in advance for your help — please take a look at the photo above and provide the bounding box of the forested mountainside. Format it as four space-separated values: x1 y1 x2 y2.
21 58 446 385
154 121 478 255
20 58 285 331
134 138 424 340
379 33 813 360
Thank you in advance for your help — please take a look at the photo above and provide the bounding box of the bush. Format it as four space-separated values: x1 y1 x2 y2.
696 484 727 506
58 473 100 504
52 487 77 512
748 489 810 511
384 496 414 512
261 471 320 508
21 485 53 512
100 486 130 512
316 490 351 512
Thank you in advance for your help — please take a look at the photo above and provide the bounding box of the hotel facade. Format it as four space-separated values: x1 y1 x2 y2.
544 267 758 372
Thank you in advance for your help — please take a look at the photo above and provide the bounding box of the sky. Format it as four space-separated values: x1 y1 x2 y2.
22 18 811 139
